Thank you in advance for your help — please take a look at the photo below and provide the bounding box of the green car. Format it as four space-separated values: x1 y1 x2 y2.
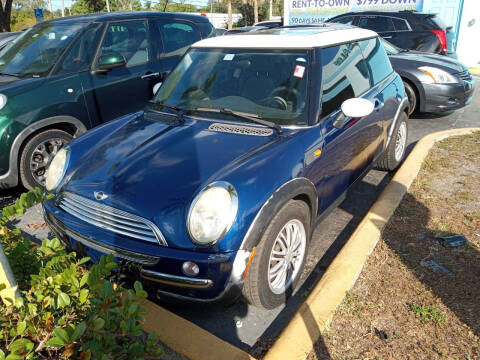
0 12 214 190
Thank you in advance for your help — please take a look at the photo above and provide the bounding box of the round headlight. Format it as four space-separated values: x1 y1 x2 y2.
187 181 238 246
0 94 7 111
46 147 69 191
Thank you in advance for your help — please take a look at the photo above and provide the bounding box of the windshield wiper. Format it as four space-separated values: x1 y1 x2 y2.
196 107 282 135
0 71 21 77
148 101 187 123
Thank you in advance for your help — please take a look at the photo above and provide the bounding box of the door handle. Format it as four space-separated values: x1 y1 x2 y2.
383 36 393 39
141 72 160 79
374 100 384 111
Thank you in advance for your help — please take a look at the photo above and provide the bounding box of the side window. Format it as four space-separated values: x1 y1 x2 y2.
392 18 410 31
57 24 103 75
320 43 371 118
197 21 216 38
155 20 200 59
332 16 355 25
99 20 150 67
358 38 394 86
358 16 394 33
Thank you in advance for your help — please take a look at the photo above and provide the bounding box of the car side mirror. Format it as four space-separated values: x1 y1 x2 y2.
152 82 162 95
333 98 374 129
96 53 126 72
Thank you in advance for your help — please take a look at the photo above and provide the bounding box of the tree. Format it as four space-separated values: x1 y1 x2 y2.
0 0 14 31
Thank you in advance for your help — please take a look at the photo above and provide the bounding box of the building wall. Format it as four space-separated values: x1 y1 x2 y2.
455 0 480 67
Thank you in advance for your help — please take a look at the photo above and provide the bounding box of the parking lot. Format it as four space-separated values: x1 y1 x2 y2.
1 80 477 357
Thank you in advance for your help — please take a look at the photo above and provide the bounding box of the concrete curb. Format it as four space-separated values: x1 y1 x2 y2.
262 127 480 360
141 299 255 360
141 128 479 360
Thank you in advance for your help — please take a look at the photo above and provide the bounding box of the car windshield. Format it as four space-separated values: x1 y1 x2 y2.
154 48 311 126
0 22 85 78
379 38 400 55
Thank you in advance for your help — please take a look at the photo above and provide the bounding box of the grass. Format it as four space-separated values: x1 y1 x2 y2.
409 304 446 325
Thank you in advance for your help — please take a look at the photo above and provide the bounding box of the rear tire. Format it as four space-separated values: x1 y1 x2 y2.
243 200 310 309
19 129 72 190
376 112 408 171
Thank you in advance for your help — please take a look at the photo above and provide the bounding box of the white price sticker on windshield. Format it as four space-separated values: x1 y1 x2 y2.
293 65 305 78
223 54 235 61
48 33 56 40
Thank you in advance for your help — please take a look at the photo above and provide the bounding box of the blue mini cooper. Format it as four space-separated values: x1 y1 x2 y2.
43 25 409 309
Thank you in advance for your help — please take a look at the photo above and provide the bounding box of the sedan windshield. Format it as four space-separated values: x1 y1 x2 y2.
0 22 85 78
154 48 311 126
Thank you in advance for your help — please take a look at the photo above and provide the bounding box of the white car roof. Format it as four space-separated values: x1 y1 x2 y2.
193 25 378 50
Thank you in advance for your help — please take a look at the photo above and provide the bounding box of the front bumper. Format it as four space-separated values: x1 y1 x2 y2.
421 78 475 113
43 201 249 303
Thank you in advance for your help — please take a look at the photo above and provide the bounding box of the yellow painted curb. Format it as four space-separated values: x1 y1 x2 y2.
0 242 19 306
141 299 255 360
469 67 480 75
263 127 480 360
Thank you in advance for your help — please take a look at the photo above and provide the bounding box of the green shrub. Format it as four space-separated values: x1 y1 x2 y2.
0 190 162 359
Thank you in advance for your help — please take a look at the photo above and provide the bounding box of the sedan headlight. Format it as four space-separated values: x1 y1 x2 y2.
0 94 7 111
418 66 457 84
46 147 70 191
187 181 238 246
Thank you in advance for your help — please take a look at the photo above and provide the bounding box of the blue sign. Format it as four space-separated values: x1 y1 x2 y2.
34 8 44 19
285 0 424 25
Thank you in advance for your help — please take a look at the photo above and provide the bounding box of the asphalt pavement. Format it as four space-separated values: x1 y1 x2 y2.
1 78 478 357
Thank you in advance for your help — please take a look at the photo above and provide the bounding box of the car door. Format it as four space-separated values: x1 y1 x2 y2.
152 18 201 75
88 19 158 124
358 16 397 44
307 42 383 213
357 37 397 166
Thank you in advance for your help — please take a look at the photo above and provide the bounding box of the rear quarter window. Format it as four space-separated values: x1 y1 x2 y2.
358 37 393 86
320 42 371 117
392 18 410 31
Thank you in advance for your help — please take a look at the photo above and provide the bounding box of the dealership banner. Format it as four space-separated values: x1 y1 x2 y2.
284 0 424 25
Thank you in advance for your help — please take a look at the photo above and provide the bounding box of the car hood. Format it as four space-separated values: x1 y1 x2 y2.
64 110 280 248
388 51 467 73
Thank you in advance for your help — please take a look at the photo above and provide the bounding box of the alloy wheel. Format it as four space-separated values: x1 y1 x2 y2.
268 219 306 295
395 121 407 162
29 138 67 186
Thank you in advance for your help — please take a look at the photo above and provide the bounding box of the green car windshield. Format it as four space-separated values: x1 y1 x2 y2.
0 22 85 78
154 48 311 126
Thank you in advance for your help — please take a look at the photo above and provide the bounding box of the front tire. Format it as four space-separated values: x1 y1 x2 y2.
403 81 417 115
19 129 72 190
243 200 310 309
376 112 408 171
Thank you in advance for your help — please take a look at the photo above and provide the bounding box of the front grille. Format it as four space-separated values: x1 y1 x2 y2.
58 192 167 246
209 123 274 136
456 70 472 82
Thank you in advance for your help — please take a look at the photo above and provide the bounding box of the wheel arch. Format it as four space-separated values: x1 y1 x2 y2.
8 116 88 186
240 177 318 251
386 96 409 150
